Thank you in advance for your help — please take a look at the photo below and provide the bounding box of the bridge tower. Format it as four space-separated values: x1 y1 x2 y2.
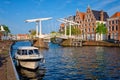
25 17 52 48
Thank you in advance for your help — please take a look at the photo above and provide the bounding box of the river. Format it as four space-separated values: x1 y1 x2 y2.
11 41 120 80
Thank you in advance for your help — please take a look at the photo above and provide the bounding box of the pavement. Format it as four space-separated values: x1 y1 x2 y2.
0 40 17 80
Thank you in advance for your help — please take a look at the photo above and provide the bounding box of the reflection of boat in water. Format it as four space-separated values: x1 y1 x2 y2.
15 46 45 69
16 66 46 80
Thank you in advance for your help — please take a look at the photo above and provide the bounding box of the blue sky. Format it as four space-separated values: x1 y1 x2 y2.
0 0 120 34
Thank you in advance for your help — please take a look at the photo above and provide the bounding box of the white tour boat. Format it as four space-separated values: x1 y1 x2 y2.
15 46 45 69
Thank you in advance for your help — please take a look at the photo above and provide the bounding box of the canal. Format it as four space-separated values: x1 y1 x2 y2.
11 41 120 80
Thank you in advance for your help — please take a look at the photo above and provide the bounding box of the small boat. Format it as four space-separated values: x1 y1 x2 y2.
15 46 45 69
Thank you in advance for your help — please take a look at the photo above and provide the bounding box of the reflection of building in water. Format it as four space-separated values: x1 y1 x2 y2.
17 67 46 80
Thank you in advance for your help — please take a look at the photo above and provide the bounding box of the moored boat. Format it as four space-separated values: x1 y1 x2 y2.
15 46 45 69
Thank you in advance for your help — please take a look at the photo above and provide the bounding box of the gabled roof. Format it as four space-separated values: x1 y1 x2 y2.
110 12 120 18
92 10 109 21
60 23 65 28
77 12 85 20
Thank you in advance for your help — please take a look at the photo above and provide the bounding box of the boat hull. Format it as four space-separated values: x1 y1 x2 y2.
19 61 39 69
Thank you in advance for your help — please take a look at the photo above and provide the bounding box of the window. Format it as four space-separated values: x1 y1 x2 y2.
88 28 90 32
112 21 114 24
111 33 114 39
109 26 111 31
116 25 118 31
92 23 94 26
17 50 21 55
99 17 100 20
109 21 111 24
29 50 33 55
92 28 94 32
22 50 27 55
116 20 118 24
112 26 114 31
34 49 39 54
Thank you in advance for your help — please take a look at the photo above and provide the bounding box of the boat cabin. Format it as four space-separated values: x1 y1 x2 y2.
17 46 40 55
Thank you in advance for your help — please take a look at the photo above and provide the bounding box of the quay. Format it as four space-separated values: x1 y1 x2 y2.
60 38 120 47
0 40 19 80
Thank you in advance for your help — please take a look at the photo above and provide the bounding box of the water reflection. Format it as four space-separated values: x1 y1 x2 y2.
12 42 120 80
16 67 46 80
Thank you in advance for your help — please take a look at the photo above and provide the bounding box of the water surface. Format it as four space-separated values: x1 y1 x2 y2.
12 41 120 80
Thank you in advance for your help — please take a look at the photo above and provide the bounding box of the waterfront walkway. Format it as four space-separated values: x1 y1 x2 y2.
0 40 17 80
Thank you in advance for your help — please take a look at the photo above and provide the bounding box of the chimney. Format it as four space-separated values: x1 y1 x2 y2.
100 10 104 21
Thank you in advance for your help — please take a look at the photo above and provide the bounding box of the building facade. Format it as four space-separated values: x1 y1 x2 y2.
75 7 109 40
59 6 109 41
107 12 120 41
16 34 29 40
59 16 75 34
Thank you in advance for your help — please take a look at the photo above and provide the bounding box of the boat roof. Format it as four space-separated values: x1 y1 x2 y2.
17 46 38 50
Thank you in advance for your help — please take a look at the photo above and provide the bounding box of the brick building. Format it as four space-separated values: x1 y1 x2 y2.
16 34 29 40
59 6 109 40
59 16 75 34
75 6 109 40
107 12 120 41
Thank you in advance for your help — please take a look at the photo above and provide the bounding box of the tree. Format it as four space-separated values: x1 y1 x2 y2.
95 22 107 40
65 25 81 36
51 31 56 34
0 25 11 33
29 29 36 38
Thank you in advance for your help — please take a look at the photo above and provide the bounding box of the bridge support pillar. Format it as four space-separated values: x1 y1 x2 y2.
33 38 48 48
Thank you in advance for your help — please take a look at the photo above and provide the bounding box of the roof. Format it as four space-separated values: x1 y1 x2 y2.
92 10 109 21
110 12 120 18
77 12 85 20
17 34 28 36
18 46 38 50
66 16 75 21
60 23 65 28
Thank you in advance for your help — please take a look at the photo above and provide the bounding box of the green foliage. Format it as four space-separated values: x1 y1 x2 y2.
65 25 81 35
51 31 56 34
0 24 11 33
95 22 107 35
29 29 36 35
95 22 108 40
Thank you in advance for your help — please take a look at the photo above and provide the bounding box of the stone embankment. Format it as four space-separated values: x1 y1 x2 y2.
60 39 120 47
0 40 18 80
82 40 120 47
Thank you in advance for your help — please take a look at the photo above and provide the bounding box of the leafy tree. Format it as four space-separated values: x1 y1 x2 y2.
0 25 11 33
95 22 107 40
50 31 56 34
29 29 36 38
29 29 36 35
65 25 81 36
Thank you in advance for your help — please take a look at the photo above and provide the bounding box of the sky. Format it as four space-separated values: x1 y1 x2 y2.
0 0 120 34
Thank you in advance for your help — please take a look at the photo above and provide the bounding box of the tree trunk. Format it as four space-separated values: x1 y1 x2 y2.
100 34 102 40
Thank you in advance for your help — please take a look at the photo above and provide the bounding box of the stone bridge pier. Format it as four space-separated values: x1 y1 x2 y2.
32 38 48 48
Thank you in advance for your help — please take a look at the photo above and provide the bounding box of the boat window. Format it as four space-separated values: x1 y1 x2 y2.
29 50 33 55
17 50 21 55
34 49 39 54
22 50 27 55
